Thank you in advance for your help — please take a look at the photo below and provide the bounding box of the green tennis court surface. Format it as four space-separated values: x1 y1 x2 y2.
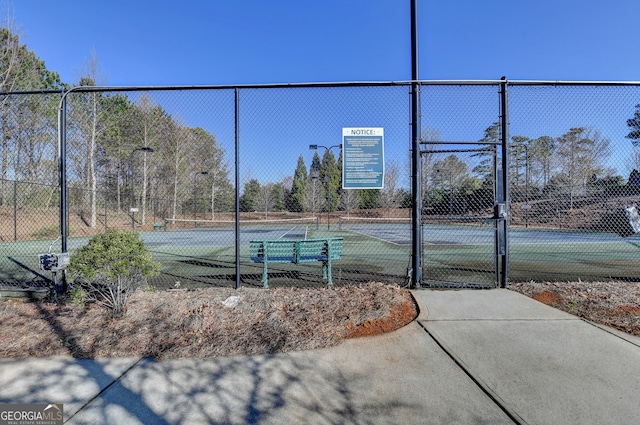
2 222 639 290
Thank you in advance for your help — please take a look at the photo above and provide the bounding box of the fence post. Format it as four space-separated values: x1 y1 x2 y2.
57 92 69 293
234 88 241 290
498 77 510 288
59 95 68 254
410 0 422 289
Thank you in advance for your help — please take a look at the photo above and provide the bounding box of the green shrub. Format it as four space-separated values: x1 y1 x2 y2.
68 229 160 317
69 285 88 308
144 282 157 292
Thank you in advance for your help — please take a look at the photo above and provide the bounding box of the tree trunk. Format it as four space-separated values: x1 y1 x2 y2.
172 174 178 221
141 152 148 225
89 92 97 228
116 163 122 212
1 107 8 207
210 180 215 221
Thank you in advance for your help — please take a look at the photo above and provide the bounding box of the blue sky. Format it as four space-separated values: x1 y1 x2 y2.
13 0 640 85
10 0 640 185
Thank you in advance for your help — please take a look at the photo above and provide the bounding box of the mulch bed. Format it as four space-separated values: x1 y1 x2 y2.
509 281 640 337
0 282 417 360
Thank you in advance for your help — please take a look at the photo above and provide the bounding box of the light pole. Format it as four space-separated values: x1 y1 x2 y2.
309 144 341 230
130 147 154 230
194 171 209 224
310 168 320 219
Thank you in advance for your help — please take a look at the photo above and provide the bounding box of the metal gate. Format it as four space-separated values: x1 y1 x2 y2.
419 81 509 288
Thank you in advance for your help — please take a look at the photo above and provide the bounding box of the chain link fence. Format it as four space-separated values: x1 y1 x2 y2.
508 83 640 282
2 81 640 293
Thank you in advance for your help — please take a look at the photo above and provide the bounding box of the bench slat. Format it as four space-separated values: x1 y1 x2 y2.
250 238 343 287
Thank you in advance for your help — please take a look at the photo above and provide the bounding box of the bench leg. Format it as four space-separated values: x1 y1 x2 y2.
323 260 333 285
262 261 269 288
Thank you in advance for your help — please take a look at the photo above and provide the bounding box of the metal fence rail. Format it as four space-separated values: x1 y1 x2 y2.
2 80 640 292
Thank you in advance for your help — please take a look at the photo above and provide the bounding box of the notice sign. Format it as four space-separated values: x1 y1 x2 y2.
342 127 384 189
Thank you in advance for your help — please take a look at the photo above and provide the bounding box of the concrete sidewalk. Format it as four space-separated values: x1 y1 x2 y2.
0 289 639 424
417 289 640 425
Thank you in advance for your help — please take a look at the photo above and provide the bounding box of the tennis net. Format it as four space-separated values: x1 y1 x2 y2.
338 216 411 229
164 216 319 230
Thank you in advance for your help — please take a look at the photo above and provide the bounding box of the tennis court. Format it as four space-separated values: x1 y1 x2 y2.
3 214 640 292
151 218 640 288
336 218 640 285
146 218 412 289
0 216 404 290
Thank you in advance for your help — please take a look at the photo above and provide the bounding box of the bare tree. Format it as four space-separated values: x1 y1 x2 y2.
419 127 442 202
380 160 400 216
132 94 162 225
556 127 611 208
304 176 324 217
167 122 188 221
69 50 106 228
340 189 359 217
189 128 230 221
257 183 275 219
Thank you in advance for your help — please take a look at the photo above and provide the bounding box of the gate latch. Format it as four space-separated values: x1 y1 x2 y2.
494 203 507 220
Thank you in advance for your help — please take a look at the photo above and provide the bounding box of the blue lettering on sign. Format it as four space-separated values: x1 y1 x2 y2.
342 132 384 189
350 129 375 135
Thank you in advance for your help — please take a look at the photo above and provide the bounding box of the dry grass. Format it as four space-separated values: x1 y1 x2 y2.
2 280 638 362
0 282 417 361
509 280 640 337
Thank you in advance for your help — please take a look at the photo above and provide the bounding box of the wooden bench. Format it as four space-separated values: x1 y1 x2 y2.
152 221 166 231
249 238 343 288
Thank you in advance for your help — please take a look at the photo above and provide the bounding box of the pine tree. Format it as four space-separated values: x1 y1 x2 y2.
472 122 500 183
0 27 64 205
240 179 261 212
626 104 640 145
320 149 340 212
290 155 308 212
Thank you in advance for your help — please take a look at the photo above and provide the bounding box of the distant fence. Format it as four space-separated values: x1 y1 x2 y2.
2 80 640 291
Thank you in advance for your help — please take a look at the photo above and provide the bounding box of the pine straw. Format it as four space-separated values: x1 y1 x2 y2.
509 280 640 337
0 282 417 361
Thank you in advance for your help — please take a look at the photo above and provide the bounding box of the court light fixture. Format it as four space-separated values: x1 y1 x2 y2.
308 144 341 230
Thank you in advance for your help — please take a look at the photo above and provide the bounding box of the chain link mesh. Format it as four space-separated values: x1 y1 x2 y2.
419 83 501 287
2 82 640 292
509 84 640 282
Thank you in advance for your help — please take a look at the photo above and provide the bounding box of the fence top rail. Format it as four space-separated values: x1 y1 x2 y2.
500 79 640 87
0 89 65 96
4 79 640 97
58 81 414 95
63 80 640 95
61 80 508 94
416 79 640 86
